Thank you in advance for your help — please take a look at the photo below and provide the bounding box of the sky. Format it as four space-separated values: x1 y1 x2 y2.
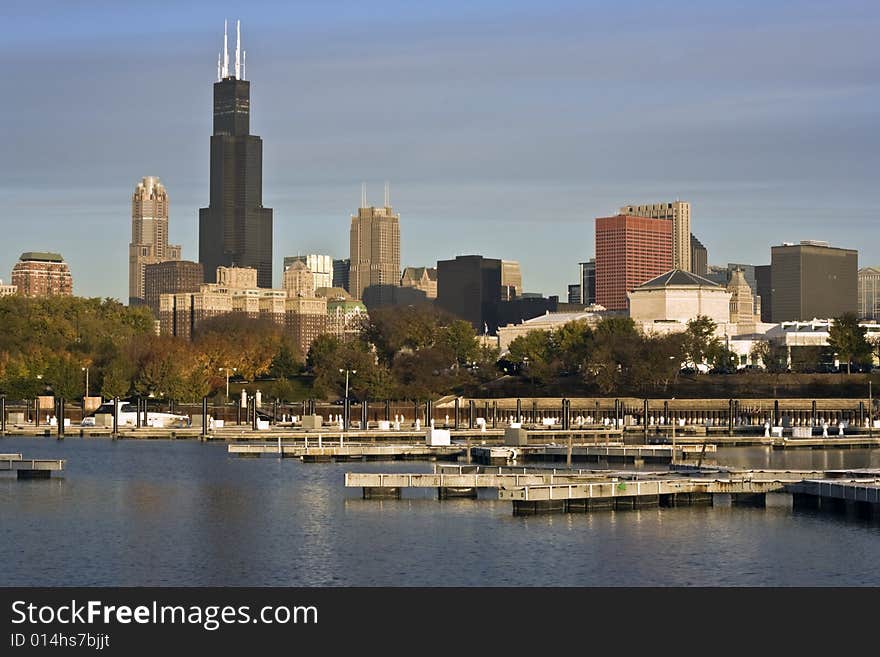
1 0 878 300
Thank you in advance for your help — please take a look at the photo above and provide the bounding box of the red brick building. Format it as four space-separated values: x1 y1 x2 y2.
595 215 672 311
11 252 73 297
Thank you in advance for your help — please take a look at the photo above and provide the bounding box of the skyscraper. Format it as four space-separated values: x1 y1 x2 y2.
436 255 502 332
129 176 181 306
579 259 596 305
199 21 273 289
770 240 857 322
283 254 333 290
595 214 672 311
349 183 400 307
858 267 880 320
332 258 351 292
501 260 522 300
620 201 691 273
690 234 708 276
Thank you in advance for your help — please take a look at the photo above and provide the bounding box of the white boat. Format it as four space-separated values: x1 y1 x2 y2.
84 400 190 428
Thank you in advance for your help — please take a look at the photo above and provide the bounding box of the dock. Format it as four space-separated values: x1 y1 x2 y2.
787 478 880 517
345 464 880 516
470 443 715 466
0 454 66 479
345 470 622 499
227 442 466 461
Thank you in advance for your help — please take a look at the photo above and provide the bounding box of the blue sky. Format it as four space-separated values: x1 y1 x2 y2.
1 0 878 299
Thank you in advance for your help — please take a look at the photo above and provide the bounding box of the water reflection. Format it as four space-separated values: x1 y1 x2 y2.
2 438 880 586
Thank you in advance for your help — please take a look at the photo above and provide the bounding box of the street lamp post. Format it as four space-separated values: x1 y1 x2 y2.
82 367 89 398
339 368 356 402
339 368 356 430
219 367 237 400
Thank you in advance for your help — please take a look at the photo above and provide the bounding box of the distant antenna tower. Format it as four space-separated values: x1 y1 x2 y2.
361 183 367 209
384 181 390 208
234 20 241 80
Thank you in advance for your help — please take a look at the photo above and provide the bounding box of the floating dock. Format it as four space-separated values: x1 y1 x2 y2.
0 454 66 479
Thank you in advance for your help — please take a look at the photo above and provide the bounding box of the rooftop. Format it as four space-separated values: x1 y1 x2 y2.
637 269 722 290
19 252 64 263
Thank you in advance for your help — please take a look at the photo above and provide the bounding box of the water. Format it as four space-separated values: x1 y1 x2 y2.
2 437 879 586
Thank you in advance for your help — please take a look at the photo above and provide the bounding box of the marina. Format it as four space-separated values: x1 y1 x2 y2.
2 436 880 586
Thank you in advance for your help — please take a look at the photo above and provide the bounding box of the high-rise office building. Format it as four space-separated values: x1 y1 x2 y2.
349 184 400 307
858 267 880 320
199 21 273 289
690 234 708 276
755 264 772 323
770 241 857 322
436 255 502 332
579 259 596 305
501 260 522 300
129 176 181 305
144 260 204 317
332 259 351 292
620 201 691 272
567 284 581 304
12 252 73 297
283 254 332 290
595 215 673 311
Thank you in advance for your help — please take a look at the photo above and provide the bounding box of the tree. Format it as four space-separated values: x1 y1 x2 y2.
632 332 686 392
100 358 133 399
749 340 788 373
554 320 593 374
440 320 479 366
507 331 559 384
584 317 640 394
269 335 304 379
681 316 722 370
828 313 872 374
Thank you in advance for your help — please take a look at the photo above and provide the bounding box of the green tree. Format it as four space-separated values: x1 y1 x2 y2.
269 335 304 379
632 332 686 393
507 330 559 383
828 312 872 374
440 320 479 366
555 320 593 374
681 316 722 370
100 358 133 399
585 317 640 394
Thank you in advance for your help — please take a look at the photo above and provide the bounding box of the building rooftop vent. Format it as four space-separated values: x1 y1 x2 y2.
800 240 830 247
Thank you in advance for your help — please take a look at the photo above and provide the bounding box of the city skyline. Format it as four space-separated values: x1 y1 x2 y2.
2 1 878 299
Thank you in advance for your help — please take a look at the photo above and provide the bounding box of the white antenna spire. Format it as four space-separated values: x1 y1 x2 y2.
235 20 241 80
361 183 367 209
242 50 246 80
222 20 229 78
384 181 390 208
217 51 222 81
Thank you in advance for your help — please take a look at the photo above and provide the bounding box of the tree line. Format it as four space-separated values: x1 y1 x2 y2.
0 296 875 403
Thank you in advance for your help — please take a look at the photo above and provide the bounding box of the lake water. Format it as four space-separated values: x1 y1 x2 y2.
2 437 879 586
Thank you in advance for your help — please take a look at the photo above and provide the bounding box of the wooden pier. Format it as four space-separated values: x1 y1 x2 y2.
0 454 66 479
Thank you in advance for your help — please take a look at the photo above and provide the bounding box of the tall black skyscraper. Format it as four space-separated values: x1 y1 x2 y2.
199 21 273 288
